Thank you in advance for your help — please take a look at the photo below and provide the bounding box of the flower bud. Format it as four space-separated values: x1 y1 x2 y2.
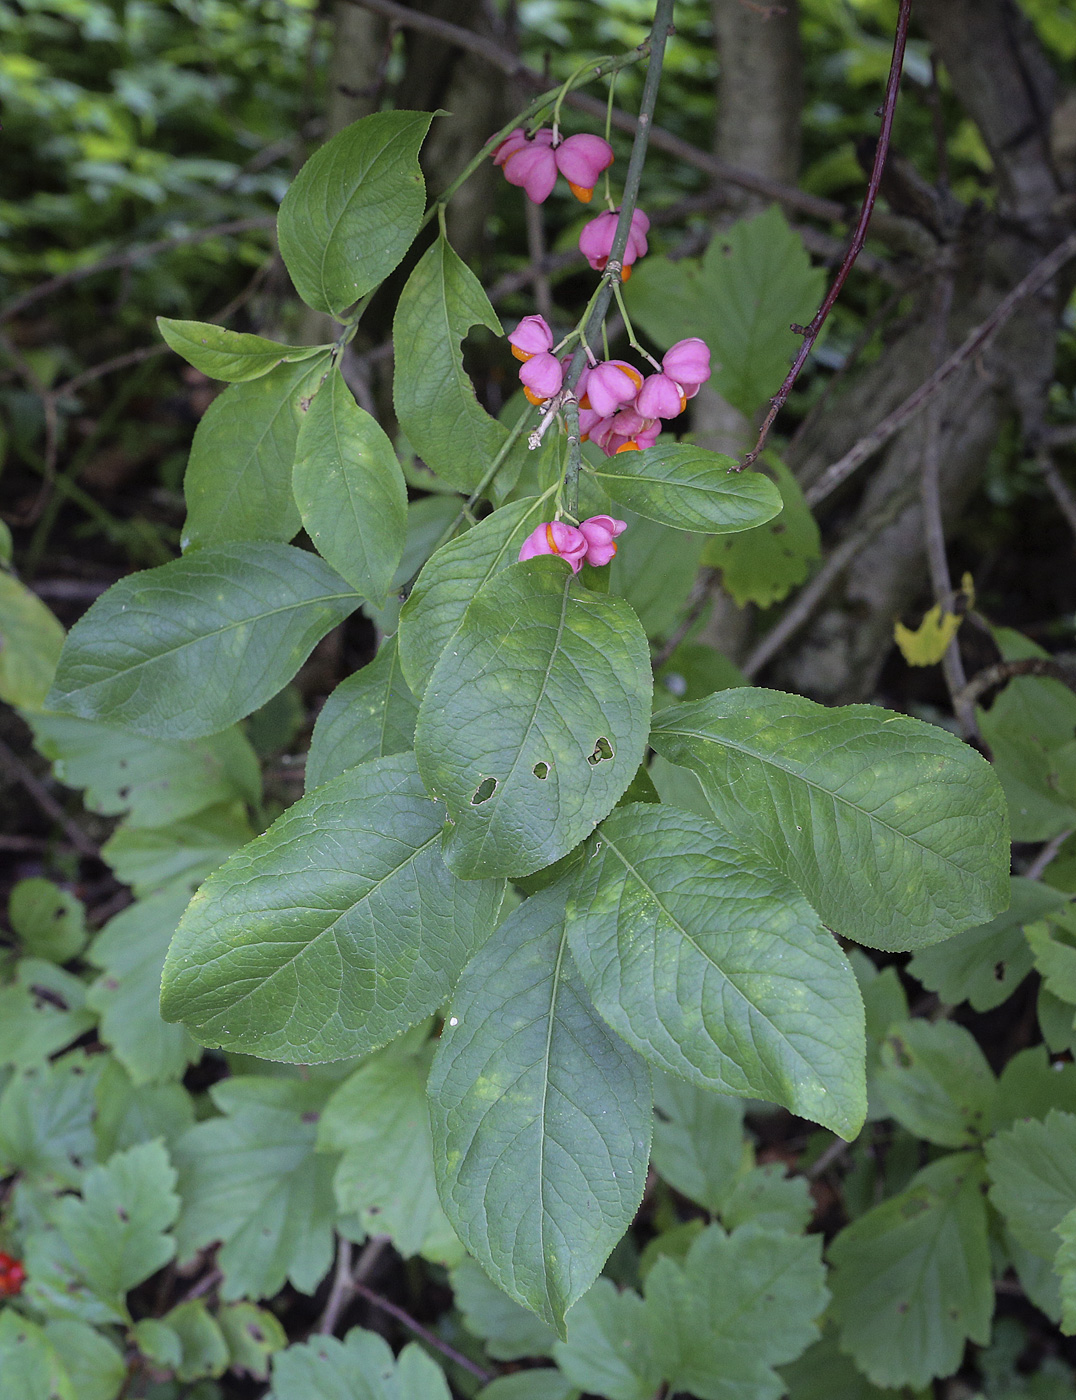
518 521 589 573
518 351 564 404
578 208 650 276
636 372 686 420
586 359 643 418
661 337 711 389
578 514 627 566
509 315 554 362
554 133 614 203
502 130 558 203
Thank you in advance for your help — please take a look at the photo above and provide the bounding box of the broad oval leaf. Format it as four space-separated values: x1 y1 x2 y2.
305 635 417 791
566 804 866 1138
277 110 434 317
650 688 1009 952
182 354 331 549
393 234 513 493
293 365 407 601
399 495 551 698
157 318 327 382
46 543 359 740
590 444 781 534
415 558 652 880
0 569 65 709
429 885 652 1331
160 752 505 1061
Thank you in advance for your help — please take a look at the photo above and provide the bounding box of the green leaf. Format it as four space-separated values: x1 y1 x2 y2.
993 1045 1076 1131
0 958 95 1068
416 559 652 879
87 885 202 1084
478 1374 579 1400
907 877 1065 1012
0 1312 75 1400
875 1018 996 1147
132 1317 183 1370
1027 907 1076 1005
655 642 747 705
0 568 65 708
158 1301 230 1381
94 1059 195 1159
650 1072 746 1215
25 712 261 827
218 1301 288 1380
607 510 704 638
8 878 88 962
267 1327 451 1400
393 234 513 493
644 1223 828 1400
977 668 1076 840
566 804 866 1138
721 1163 813 1234
450 1256 558 1360
650 687 1010 952
173 1077 338 1300
366 494 461 635
305 636 417 789
590 445 781 534
0 1051 101 1187
399 496 552 699
1055 1205 1076 1333
986 1110 1076 1260
102 803 255 897
553 1277 662 1400
48 1141 179 1320
161 752 504 1061
317 1038 456 1260
702 455 820 607
46 543 359 740
277 111 434 318
182 354 330 549
623 206 825 417
429 885 652 1330
828 1152 993 1389
781 1326 921 1400
157 317 327 382
44 1320 125 1400
293 365 407 601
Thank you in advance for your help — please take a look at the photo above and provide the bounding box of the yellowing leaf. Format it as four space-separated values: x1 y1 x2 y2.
894 575 975 667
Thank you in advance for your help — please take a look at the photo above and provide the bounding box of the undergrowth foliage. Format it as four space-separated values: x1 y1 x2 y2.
5 4 1076 1397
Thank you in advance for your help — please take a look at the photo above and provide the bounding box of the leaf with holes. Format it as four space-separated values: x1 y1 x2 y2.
590 445 781 535
429 885 652 1330
394 234 520 493
293 364 407 601
182 354 330 549
46 544 359 741
399 496 553 698
157 317 328 382
828 1152 993 1390
160 753 505 1061
416 558 652 879
0 1051 101 1188
650 688 1009 952
305 635 418 790
277 111 433 317
566 804 866 1138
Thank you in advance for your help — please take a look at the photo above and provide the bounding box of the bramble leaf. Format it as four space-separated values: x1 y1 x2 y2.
267 1326 451 1400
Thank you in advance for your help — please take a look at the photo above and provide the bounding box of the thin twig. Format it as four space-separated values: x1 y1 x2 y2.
806 230 1076 507
524 198 555 324
739 0 913 470
0 737 100 861
1024 829 1074 882
1037 449 1076 545
743 481 918 678
351 1281 492 1383
177 1266 222 1305
954 657 1076 710
0 217 275 324
56 345 168 399
317 1238 354 1335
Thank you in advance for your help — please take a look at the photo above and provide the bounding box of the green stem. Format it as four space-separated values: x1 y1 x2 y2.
612 279 661 369
560 0 677 504
562 396 583 520
421 39 653 234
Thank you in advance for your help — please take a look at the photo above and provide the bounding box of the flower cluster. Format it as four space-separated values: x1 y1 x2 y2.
493 129 614 204
0 1251 25 1297
519 515 627 573
508 314 712 453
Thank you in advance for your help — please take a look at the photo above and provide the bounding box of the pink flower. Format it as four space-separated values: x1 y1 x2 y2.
492 128 529 167
502 130 558 204
662 338 711 393
579 515 627 566
636 372 686 420
590 409 659 456
518 521 589 573
509 315 554 362
578 406 602 441
518 351 564 405
585 359 644 418
579 208 650 278
554 134 614 203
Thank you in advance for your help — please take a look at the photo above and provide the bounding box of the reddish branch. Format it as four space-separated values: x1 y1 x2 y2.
738 0 913 470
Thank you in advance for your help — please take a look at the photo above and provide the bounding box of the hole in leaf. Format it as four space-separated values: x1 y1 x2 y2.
994 961 1006 981
532 761 550 780
889 1035 912 1069
587 736 614 765
471 777 497 805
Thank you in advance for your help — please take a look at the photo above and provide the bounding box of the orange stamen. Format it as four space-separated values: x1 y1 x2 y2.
569 182 594 203
615 440 640 453
523 387 547 406
579 392 591 410
545 522 560 554
621 365 644 392
511 345 533 362
621 264 632 281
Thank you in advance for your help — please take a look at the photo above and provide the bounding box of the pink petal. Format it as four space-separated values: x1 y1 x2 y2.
554 133 614 188
503 144 558 203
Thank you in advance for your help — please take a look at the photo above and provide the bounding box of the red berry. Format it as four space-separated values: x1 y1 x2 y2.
0 1251 25 1296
